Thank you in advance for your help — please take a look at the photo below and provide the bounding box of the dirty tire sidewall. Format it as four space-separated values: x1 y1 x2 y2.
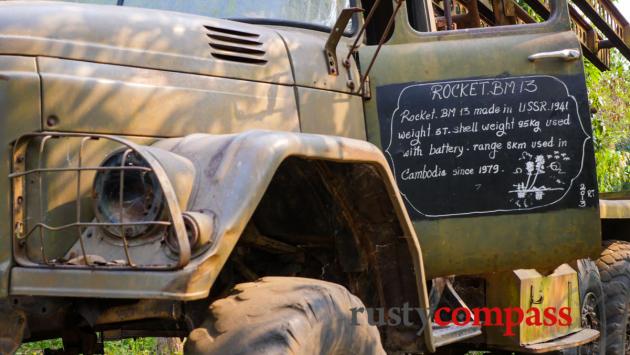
184 276 386 355
596 240 630 355
561 259 606 355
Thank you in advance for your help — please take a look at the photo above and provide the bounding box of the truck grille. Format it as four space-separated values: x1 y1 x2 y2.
204 25 268 65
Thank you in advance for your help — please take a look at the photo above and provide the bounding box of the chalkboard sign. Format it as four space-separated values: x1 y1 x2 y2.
376 75 598 219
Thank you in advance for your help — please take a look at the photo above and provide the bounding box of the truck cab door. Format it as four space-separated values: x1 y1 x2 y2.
361 0 600 278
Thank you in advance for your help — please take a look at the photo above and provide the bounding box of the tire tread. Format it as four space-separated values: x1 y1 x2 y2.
185 276 385 355
596 240 630 355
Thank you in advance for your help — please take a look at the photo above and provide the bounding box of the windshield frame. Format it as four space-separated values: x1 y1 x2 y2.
117 0 360 37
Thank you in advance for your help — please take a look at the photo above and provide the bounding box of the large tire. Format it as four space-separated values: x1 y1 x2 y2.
561 259 606 355
185 277 386 355
596 240 630 355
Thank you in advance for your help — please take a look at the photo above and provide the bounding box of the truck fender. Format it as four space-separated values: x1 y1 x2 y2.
153 130 433 350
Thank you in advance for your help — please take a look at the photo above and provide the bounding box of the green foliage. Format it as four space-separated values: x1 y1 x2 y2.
104 338 158 355
585 53 630 192
16 339 63 355
17 338 158 355
514 0 544 22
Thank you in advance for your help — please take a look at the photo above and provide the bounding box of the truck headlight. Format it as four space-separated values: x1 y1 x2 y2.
93 150 165 238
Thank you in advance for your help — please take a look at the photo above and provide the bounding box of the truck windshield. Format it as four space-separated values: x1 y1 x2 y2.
122 0 353 33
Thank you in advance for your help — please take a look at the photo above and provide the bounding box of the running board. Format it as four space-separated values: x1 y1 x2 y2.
495 328 600 353
429 278 482 348
432 323 482 348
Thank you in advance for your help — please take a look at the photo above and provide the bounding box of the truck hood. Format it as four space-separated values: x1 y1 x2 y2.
0 1 295 84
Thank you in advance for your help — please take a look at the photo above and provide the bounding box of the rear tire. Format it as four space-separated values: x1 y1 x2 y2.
561 259 606 355
596 240 630 355
184 276 386 355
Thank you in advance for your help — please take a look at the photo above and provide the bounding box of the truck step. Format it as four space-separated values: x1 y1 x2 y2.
496 328 600 354
432 322 482 348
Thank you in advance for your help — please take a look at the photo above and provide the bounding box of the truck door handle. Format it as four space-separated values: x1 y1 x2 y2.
528 49 581 62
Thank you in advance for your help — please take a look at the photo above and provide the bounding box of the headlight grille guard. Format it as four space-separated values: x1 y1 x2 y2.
9 132 191 270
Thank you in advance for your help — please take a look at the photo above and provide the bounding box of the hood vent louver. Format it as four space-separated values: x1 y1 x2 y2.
204 25 268 65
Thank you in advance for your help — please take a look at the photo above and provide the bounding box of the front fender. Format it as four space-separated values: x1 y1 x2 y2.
156 130 434 350
154 130 413 253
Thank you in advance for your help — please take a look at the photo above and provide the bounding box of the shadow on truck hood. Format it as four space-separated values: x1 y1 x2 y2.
0 1 294 84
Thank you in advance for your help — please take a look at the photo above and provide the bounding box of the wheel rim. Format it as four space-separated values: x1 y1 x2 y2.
580 291 601 354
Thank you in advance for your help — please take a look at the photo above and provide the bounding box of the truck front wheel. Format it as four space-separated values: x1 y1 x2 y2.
184 276 386 355
596 240 630 355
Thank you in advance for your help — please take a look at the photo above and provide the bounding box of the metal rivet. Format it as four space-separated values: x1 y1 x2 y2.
46 115 59 127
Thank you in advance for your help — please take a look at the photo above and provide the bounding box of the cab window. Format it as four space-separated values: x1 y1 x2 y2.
407 0 547 31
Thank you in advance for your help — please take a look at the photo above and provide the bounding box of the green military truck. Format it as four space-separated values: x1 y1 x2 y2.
0 0 628 354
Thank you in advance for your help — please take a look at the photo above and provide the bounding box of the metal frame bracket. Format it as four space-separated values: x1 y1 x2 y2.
324 7 362 76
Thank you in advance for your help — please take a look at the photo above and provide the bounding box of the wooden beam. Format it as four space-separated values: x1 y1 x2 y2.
572 0 630 62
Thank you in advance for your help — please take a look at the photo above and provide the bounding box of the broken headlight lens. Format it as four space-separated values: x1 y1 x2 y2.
93 150 165 238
